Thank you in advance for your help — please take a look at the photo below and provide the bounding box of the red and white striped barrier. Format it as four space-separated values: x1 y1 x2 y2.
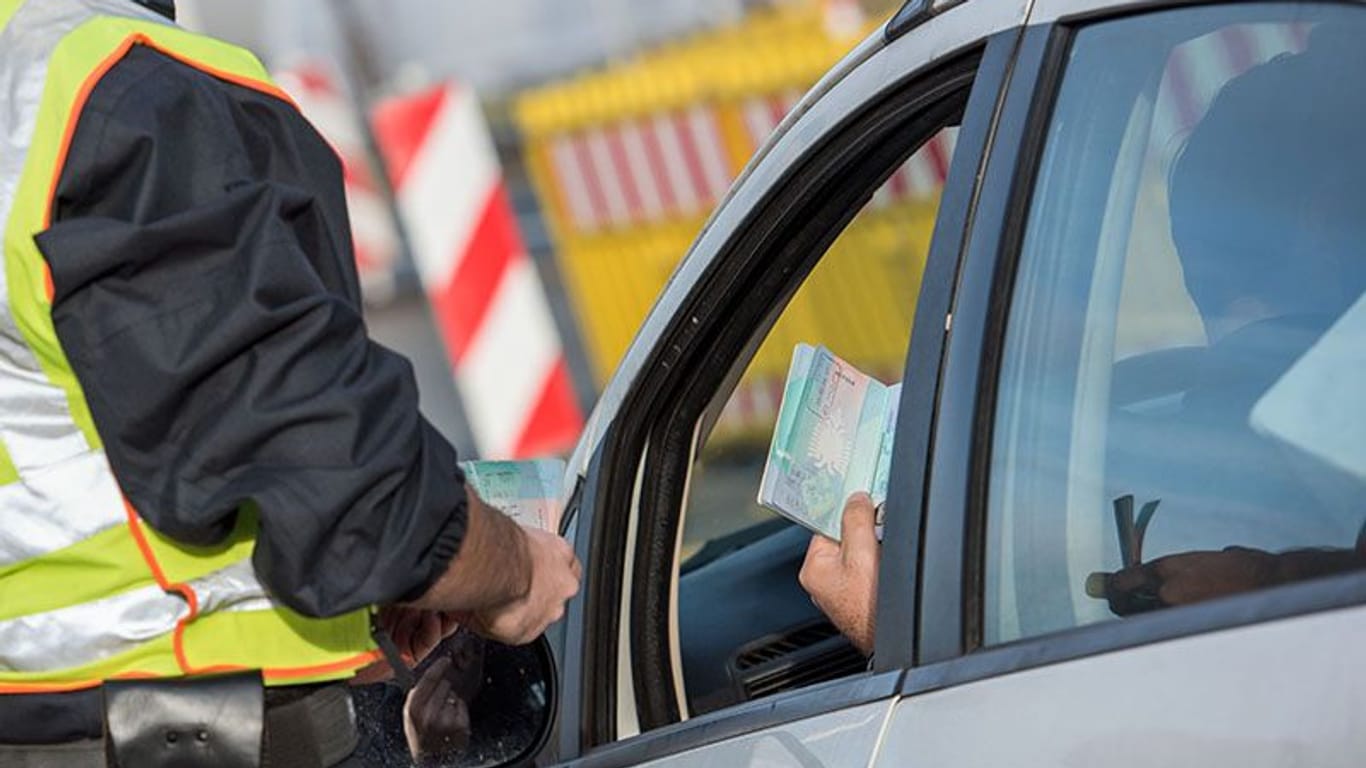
549 106 733 233
546 91 960 235
272 62 400 303
737 90 802 155
1152 23 1309 159
373 84 584 459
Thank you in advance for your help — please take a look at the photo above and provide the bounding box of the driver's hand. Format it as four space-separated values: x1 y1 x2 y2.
799 493 880 655
1104 546 1277 615
460 527 581 646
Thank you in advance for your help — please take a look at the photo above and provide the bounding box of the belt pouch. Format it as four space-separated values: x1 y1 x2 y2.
104 672 264 768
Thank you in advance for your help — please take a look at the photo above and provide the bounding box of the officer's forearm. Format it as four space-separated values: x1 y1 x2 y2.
407 490 532 613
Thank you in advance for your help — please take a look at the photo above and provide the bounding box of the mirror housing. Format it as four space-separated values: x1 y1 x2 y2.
353 631 557 767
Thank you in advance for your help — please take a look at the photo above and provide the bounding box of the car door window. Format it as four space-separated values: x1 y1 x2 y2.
985 3 1366 645
679 122 960 716
683 126 959 569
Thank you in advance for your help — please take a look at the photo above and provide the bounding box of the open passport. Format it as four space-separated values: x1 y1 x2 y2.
758 344 900 540
462 459 566 533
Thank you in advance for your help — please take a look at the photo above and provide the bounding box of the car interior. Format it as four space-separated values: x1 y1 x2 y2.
1096 13 1354 596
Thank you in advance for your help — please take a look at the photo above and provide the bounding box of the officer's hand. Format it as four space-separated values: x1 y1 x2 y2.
404 656 472 764
349 606 461 683
799 493 880 655
387 606 461 665
1103 546 1277 616
351 607 461 685
461 527 581 646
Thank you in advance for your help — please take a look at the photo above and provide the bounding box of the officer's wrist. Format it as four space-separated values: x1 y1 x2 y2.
410 493 531 612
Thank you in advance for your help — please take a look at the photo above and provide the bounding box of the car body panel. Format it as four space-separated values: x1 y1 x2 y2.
567 673 905 767
876 606 1366 767
634 700 896 768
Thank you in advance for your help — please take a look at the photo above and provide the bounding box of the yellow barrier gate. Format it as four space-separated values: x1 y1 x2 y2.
515 2 948 443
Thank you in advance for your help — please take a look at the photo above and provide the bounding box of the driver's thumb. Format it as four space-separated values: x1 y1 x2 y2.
841 492 878 546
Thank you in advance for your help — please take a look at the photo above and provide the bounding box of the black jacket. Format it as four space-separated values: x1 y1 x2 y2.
34 45 467 618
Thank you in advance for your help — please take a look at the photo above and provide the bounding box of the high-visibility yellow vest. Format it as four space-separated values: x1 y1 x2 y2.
0 0 378 693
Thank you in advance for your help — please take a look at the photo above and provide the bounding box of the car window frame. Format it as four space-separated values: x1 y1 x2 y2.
908 0 1366 699
630 62 982 729
1034 0 1366 26
549 14 1030 768
872 23 1020 677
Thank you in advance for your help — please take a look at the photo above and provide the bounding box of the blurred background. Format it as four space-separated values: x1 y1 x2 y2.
177 0 901 451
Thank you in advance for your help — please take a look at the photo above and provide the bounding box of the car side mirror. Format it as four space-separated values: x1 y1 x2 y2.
353 630 556 767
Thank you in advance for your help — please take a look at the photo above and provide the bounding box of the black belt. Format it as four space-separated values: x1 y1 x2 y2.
0 687 103 745
0 682 357 767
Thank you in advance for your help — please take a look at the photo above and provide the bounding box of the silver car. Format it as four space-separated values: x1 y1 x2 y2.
414 0 1366 764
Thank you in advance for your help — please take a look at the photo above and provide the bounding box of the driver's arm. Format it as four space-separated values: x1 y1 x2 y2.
1104 537 1366 615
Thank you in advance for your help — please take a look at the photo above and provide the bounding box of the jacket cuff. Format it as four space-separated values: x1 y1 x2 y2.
400 489 468 604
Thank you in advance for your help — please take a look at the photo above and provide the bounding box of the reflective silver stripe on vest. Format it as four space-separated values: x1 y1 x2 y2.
0 0 282 674
0 0 165 556
0 448 124 567
0 559 273 673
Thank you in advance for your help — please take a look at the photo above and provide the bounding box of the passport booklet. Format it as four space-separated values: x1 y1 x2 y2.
758 344 899 540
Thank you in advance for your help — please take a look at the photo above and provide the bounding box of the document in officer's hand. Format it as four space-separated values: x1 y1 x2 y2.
462 459 566 532
758 344 900 541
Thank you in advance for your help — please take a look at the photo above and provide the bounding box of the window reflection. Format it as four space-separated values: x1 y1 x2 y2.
987 5 1366 645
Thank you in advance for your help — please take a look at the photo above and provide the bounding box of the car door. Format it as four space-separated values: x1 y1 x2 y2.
874 0 1366 765
539 2 1031 765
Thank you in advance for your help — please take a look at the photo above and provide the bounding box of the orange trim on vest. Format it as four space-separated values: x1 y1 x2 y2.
264 650 383 683
122 499 379 683
0 670 159 695
42 32 296 301
123 499 200 676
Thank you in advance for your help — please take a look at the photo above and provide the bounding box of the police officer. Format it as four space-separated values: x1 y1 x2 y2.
0 0 579 764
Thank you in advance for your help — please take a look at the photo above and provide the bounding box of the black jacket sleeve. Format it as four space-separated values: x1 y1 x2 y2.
33 45 466 618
